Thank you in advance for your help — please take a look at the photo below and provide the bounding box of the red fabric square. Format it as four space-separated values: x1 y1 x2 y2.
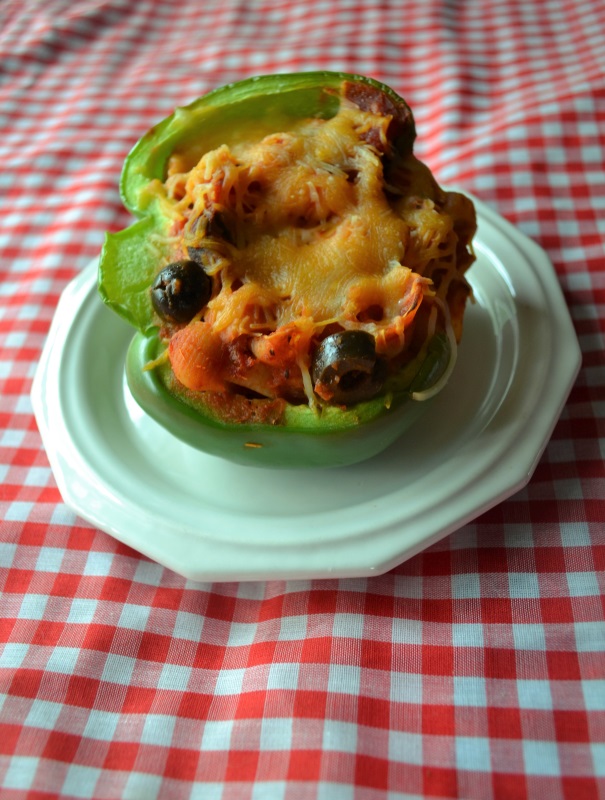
137 631 171 663
247 640 278 667
547 651 581 681
177 691 213 720
307 590 338 616
224 749 259 782
286 750 321 781
292 691 327 719
2 569 34 594
31 621 64 647
492 771 528 800
9 669 44 699
49 573 81 597
152 587 184 611
66 527 96 551
164 748 200 781
360 639 392 669
64 675 100 709
487 707 522 740
364 592 394 618
534 547 567 573
481 598 514 625
193 642 226 670
540 597 574 624
422 704 455 736
81 624 116 653
485 648 517 680
553 709 590 743
234 690 266 719
355 754 389 789
99 577 131 603
103 741 140 771
205 594 236 622
16 523 49 547
0 724 23 756
561 777 601 800
42 731 80 763
422 600 453 624
423 766 458 798
357 696 390 728
257 594 285 621
121 686 157 714
421 551 453 576
299 636 332 664
422 645 454 676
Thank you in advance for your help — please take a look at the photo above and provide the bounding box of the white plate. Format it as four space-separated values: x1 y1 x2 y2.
32 197 581 582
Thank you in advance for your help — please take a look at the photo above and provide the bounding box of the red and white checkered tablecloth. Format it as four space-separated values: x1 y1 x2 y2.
1 1 604 797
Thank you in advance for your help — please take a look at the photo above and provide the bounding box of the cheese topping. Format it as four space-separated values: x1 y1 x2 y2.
147 83 476 409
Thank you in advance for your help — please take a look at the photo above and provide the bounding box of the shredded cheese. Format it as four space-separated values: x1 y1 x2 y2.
146 85 476 408
411 297 459 401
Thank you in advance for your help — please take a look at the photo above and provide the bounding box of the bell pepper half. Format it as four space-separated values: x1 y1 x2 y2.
98 71 458 468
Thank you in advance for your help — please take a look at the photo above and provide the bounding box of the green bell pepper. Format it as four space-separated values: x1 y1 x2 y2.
98 71 454 469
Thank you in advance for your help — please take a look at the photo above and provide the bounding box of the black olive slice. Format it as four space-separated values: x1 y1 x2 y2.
185 207 232 244
312 330 386 405
150 260 212 324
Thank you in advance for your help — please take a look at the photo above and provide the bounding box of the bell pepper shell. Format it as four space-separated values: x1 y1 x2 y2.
125 329 450 469
119 71 415 217
98 71 456 469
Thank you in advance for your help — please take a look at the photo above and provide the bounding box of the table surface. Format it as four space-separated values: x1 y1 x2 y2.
1 1 604 798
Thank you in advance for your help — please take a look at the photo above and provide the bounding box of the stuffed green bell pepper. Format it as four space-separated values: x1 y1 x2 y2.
98 71 477 468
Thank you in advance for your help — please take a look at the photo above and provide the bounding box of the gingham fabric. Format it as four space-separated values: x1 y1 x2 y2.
1 1 604 798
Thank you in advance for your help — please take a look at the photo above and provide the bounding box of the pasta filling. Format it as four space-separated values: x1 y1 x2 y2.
145 81 476 417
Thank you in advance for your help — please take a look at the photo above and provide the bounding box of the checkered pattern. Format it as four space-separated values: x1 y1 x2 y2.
1 0 604 797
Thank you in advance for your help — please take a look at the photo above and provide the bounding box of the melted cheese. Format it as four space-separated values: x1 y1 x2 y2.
150 94 476 404
185 109 427 336
233 213 409 324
